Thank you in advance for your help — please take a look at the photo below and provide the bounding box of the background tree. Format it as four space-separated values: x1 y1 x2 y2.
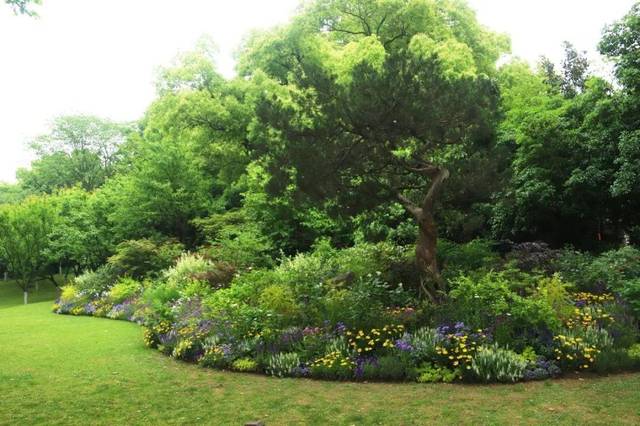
239 0 509 299
18 115 132 193
0 196 56 303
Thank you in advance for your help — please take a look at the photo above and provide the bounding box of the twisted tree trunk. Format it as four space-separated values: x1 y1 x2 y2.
397 166 450 302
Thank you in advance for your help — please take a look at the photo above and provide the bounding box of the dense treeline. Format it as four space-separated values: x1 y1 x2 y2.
2 1 639 296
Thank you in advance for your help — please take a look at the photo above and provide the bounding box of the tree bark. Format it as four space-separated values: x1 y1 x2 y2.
396 166 450 301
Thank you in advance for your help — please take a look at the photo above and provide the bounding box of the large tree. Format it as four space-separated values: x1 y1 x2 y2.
18 115 132 193
0 196 56 303
239 0 508 299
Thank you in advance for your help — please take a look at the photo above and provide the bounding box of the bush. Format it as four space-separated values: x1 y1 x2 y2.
231 358 259 372
265 352 301 378
447 271 559 349
107 277 142 304
406 327 440 363
415 363 460 383
506 242 559 273
259 284 301 323
357 355 413 381
108 239 183 279
619 278 640 318
438 239 500 277
471 345 527 383
164 253 233 290
593 348 640 374
310 351 354 380
523 358 561 381
74 264 118 297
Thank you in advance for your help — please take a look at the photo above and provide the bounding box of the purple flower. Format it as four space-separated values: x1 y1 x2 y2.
355 357 378 378
335 322 347 335
395 339 413 352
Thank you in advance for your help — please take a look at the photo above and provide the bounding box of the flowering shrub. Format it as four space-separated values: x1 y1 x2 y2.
53 240 640 384
434 323 490 370
523 358 562 381
553 334 600 370
405 327 440 363
346 325 405 355
310 351 355 380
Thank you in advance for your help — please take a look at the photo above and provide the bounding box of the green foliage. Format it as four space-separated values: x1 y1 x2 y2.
447 271 560 345
405 327 440 363
593 348 640 374
107 278 142 305
0 196 57 295
629 344 640 360
471 345 527 383
415 363 460 383
265 352 300 378
438 239 500 277
194 210 274 269
259 284 301 322
359 355 414 382
73 265 118 298
19 115 131 193
534 274 574 320
231 358 258 373
108 239 183 280
310 351 354 381
619 278 640 318
163 253 231 290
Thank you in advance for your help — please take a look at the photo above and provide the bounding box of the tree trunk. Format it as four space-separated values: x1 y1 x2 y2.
24 291 28 305
397 166 450 301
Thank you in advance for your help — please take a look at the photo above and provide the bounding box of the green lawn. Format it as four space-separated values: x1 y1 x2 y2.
1 281 639 425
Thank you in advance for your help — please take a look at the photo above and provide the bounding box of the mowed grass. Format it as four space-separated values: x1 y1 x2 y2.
1 281 640 425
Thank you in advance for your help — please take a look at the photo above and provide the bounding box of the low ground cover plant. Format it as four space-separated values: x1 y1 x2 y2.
53 241 640 384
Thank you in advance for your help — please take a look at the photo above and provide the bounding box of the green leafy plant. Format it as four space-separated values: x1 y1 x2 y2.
415 363 460 383
265 352 300 378
471 345 527 383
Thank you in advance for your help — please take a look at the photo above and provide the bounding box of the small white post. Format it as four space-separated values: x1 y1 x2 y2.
23 291 28 305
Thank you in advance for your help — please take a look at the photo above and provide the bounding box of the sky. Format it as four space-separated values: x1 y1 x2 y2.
0 0 636 183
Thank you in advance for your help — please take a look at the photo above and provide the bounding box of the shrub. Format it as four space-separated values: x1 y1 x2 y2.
359 355 413 381
74 264 118 297
108 239 183 279
523 358 561 381
259 284 301 322
534 274 574 320
434 323 490 370
619 278 640 318
553 333 600 371
447 271 560 348
310 351 354 380
107 277 142 304
471 345 527 383
438 239 500 276
346 324 406 356
265 352 301 378
164 253 230 290
231 358 259 372
506 241 559 273
405 327 440 363
628 344 640 361
415 363 460 383
592 348 640 374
